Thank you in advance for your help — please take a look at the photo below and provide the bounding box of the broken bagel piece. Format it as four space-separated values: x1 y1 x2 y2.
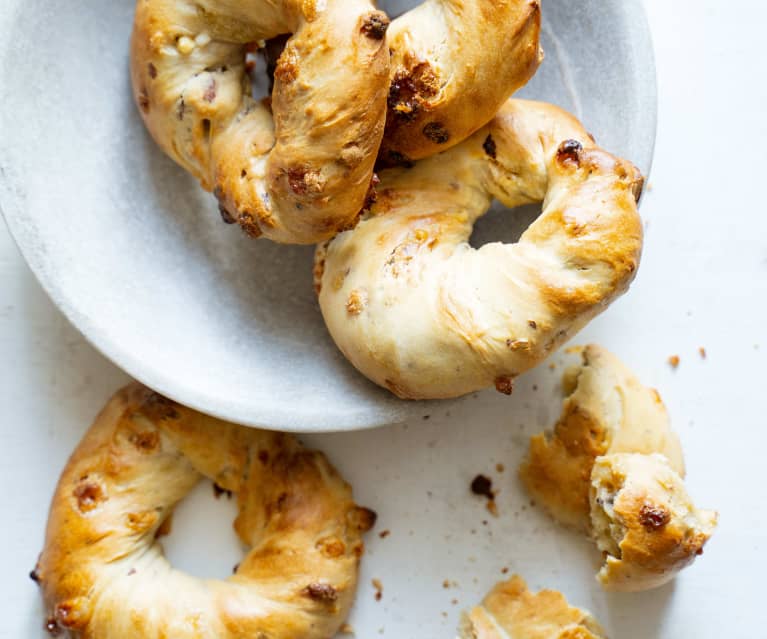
520 344 717 591
459 575 606 639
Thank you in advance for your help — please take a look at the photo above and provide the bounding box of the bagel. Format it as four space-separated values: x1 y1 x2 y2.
130 0 390 244
315 100 644 400
520 344 685 530
459 575 606 639
520 345 717 591
590 453 717 592
32 383 375 638
381 0 543 164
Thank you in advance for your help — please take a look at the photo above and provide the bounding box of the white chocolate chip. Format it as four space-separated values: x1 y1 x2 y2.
177 36 195 55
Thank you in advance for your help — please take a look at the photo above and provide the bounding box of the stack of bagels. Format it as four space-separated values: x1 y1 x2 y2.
130 0 645 402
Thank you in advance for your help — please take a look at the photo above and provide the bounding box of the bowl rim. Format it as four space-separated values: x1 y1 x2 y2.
0 0 657 432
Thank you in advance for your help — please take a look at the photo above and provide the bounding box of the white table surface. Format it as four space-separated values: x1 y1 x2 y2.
2 1 765 637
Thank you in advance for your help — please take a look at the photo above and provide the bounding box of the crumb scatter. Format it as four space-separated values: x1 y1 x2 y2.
372 578 384 601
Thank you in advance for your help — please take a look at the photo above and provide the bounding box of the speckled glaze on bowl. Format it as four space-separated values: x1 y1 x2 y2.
0 0 656 431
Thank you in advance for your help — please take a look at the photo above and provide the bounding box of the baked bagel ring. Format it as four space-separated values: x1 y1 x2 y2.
33 383 376 638
130 0 390 244
315 99 644 400
381 0 543 164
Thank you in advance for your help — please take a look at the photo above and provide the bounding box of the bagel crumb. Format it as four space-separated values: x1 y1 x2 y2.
470 475 495 500
668 355 680 369
487 500 499 517
361 12 390 40
699 347 707 359
496 463 505 473
483 134 497 159
303 582 338 603
494 376 515 395
378 529 390 539
372 578 383 601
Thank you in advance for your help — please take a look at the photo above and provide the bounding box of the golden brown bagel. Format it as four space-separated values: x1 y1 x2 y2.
520 345 717 592
33 383 375 638
382 0 543 164
520 344 685 530
130 0 390 244
591 453 717 592
459 576 606 639
315 100 644 400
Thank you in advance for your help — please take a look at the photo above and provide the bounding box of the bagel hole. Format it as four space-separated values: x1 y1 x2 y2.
469 202 541 248
160 480 243 579
247 35 290 102
377 0 410 19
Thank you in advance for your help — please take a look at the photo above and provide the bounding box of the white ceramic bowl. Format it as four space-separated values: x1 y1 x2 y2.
0 0 656 431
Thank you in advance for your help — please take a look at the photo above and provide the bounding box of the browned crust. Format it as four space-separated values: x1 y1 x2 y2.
461 576 606 638
34 383 372 637
130 0 390 244
592 453 718 592
315 101 646 400
520 345 684 531
381 0 543 162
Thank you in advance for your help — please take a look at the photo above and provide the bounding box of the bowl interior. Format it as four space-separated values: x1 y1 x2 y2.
0 0 655 431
